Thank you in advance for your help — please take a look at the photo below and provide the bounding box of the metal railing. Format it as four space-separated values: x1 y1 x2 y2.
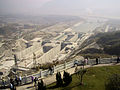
0 57 118 88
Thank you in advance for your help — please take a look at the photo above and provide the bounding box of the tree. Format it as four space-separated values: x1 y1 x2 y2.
76 68 87 85
38 79 46 90
105 74 120 90
63 71 72 85
56 72 63 87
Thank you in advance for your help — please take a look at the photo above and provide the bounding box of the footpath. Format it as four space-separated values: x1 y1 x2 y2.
16 62 120 90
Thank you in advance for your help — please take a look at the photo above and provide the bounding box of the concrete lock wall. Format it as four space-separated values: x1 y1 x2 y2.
59 35 67 41
16 42 42 60
69 34 78 42
37 44 61 64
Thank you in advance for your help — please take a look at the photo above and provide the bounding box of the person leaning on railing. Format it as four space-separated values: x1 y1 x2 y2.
117 57 119 63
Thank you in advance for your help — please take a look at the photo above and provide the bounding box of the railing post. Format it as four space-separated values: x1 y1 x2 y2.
73 60 74 67
53 65 55 73
111 56 113 63
24 74 27 84
64 61 66 69
40 69 42 78
99 57 101 64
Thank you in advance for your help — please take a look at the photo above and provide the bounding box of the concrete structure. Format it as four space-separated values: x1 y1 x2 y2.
64 28 73 32
0 57 118 89
16 42 42 60
0 17 107 78
54 33 67 41
37 44 61 64
16 42 62 67
69 33 78 42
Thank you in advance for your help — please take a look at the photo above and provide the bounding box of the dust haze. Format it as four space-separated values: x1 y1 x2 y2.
0 0 120 17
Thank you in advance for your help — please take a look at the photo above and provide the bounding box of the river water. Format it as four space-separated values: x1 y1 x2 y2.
71 17 106 33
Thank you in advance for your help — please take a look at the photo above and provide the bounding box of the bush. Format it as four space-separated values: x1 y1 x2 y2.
105 74 120 90
63 71 72 85
76 68 87 85
38 79 46 90
56 72 63 87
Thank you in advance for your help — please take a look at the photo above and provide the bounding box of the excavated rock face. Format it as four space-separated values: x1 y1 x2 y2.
15 38 28 51
0 39 28 60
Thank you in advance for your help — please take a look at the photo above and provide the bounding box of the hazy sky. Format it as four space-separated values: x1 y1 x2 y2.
0 0 53 14
0 0 120 16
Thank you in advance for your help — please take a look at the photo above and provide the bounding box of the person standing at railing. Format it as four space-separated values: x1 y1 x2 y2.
2 78 5 88
34 77 38 87
10 80 16 90
74 60 78 66
10 83 13 90
85 58 88 65
31 76 34 83
10 78 14 85
52 66 54 74
117 57 120 63
48 66 53 75
18 76 22 85
15 76 19 86
10 83 15 90
96 58 98 65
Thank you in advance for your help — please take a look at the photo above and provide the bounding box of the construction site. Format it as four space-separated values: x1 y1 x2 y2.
0 17 106 78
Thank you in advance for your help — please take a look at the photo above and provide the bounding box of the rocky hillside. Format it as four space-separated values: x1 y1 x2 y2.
80 31 120 56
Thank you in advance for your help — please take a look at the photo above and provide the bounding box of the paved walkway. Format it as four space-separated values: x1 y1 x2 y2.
16 63 120 90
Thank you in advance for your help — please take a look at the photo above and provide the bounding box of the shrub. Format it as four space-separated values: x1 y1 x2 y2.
105 74 120 90
63 71 72 85
76 68 87 85
56 72 63 87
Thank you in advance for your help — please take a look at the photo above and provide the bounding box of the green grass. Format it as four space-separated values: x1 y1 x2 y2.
47 65 120 90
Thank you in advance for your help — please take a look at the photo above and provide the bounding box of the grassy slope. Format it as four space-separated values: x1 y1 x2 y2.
47 65 120 90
